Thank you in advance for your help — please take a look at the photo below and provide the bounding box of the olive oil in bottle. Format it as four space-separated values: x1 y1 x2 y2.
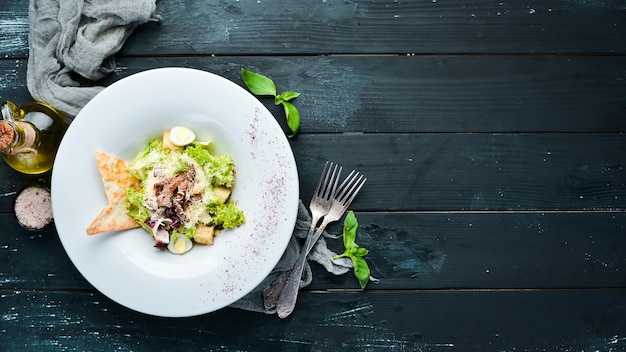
0 100 68 174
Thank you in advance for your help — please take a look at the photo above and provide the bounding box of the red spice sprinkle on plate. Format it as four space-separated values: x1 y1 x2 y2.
14 186 53 230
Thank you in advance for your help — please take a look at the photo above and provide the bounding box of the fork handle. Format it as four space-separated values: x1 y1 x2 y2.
263 267 291 310
276 219 329 319
264 218 318 310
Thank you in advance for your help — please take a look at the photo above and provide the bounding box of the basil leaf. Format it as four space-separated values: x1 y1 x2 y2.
352 256 371 289
332 211 373 288
342 211 358 249
241 68 277 96
276 91 301 104
282 101 300 137
241 67 302 137
355 247 369 257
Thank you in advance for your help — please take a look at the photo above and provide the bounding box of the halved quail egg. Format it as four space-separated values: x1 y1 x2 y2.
169 126 196 146
167 234 193 254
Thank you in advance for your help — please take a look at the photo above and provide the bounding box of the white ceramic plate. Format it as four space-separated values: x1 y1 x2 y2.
51 68 299 317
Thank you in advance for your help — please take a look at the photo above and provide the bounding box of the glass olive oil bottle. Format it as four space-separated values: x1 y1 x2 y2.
0 100 68 174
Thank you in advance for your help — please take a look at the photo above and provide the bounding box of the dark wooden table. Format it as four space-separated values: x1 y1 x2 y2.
2 1 626 351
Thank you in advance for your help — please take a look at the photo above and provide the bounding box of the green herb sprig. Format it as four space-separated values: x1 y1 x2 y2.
334 211 372 289
241 68 301 137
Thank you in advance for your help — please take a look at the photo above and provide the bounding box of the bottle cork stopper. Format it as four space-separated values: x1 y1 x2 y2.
0 122 15 150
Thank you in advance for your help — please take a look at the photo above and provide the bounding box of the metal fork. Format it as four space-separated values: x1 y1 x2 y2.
301 161 342 254
264 161 342 309
275 170 366 319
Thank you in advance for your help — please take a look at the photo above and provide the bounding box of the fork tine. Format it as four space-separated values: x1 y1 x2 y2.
325 165 342 200
335 170 360 201
341 176 366 206
318 163 341 199
338 174 365 204
335 170 355 198
313 161 331 197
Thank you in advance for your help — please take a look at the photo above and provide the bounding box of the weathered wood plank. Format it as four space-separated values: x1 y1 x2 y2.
1 289 624 352
0 3 29 58
292 133 626 212
0 56 28 102
2 55 626 133
2 210 624 291
1 133 625 212
311 211 626 290
0 214 88 290
137 0 626 55
2 0 626 58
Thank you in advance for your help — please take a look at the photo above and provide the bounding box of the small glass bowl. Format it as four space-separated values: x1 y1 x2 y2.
13 185 53 231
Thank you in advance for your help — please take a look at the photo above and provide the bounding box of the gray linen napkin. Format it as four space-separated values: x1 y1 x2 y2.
27 0 160 117
26 0 355 314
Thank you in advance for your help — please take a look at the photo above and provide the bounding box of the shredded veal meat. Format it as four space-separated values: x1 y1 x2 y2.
154 166 196 221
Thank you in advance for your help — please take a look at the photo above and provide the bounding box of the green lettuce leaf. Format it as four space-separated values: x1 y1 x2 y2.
125 187 150 231
209 202 246 229
184 145 235 188
127 138 166 180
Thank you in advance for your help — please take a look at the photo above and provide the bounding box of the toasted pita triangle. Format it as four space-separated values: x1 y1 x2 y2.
94 149 138 202
87 193 139 235
86 150 140 235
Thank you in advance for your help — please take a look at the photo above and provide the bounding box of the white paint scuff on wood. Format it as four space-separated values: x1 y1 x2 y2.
0 12 29 54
